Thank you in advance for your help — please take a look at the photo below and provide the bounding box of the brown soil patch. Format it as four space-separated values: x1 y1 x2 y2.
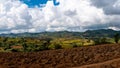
74 58 120 68
11 45 23 49
0 44 120 68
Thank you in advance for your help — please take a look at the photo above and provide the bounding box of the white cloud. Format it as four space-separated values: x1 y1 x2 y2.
0 0 120 33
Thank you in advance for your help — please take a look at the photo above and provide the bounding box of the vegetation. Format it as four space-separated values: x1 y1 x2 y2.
114 33 120 43
0 37 94 52
93 37 112 45
0 29 119 52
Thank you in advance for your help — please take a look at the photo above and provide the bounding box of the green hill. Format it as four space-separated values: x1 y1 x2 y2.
0 29 120 38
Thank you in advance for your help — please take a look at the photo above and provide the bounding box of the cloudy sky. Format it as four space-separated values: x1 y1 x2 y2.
0 0 120 33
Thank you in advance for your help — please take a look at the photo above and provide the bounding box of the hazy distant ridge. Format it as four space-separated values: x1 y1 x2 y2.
0 29 119 38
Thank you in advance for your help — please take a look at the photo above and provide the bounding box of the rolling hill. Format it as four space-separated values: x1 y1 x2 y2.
0 29 119 38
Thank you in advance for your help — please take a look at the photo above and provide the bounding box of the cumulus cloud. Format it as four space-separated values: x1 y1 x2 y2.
0 0 120 33
91 0 120 15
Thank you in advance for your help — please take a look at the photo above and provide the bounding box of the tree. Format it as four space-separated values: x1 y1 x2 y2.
3 37 8 42
72 43 78 48
40 37 52 50
101 37 108 44
93 38 101 45
114 33 119 43
54 44 62 49
22 43 27 51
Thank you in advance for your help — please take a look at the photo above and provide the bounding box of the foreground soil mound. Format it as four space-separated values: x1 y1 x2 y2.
74 58 120 68
0 44 120 68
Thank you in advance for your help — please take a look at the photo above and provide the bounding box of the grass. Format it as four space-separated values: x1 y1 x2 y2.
51 38 94 48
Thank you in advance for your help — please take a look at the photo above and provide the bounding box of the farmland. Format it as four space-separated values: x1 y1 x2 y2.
0 37 95 52
0 29 120 68
0 44 120 68
0 29 119 52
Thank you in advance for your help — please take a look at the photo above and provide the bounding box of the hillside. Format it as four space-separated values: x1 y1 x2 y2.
74 58 120 68
0 44 120 68
0 29 120 38
83 29 119 38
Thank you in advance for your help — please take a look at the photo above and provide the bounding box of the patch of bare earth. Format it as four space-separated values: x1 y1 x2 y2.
73 58 120 68
0 44 120 68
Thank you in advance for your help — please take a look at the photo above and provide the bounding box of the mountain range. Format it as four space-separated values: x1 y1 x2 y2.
0 29 120 38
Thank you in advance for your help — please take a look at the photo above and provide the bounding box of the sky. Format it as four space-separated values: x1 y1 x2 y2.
0 0 120 33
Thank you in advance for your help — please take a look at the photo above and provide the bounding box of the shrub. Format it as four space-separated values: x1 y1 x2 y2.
93 37 109 45
72 43 78 48
93 38 101 45
49 43 62 49
114 33 120 43
54 44 62 49
22 43 27 51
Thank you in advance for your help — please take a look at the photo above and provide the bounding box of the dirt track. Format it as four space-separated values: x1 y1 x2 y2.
74 58 120 68
0 44 120 68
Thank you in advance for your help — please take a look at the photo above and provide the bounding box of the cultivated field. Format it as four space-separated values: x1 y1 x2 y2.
0 44 120 68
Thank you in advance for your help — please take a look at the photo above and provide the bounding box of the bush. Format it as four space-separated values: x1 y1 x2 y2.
101 37 110 44
72 43 78 48
39 45 48 51
54 44 62 49
93 38 101 45
49 43 62 49
22 43 27 51
94 37 109 45
114 33 120 43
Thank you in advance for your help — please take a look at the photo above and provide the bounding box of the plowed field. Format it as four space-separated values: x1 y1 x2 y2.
0 44 120 68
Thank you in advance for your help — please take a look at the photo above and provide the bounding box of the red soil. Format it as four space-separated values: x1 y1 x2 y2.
0 44 120 68
74 58 120 68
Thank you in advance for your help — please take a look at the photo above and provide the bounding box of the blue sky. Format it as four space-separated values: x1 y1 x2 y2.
0 0 120 33
20 0 60 7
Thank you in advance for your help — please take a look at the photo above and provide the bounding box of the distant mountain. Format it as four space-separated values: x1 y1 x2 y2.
0 31 82 38
82 29 119 38
0 29 120 38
